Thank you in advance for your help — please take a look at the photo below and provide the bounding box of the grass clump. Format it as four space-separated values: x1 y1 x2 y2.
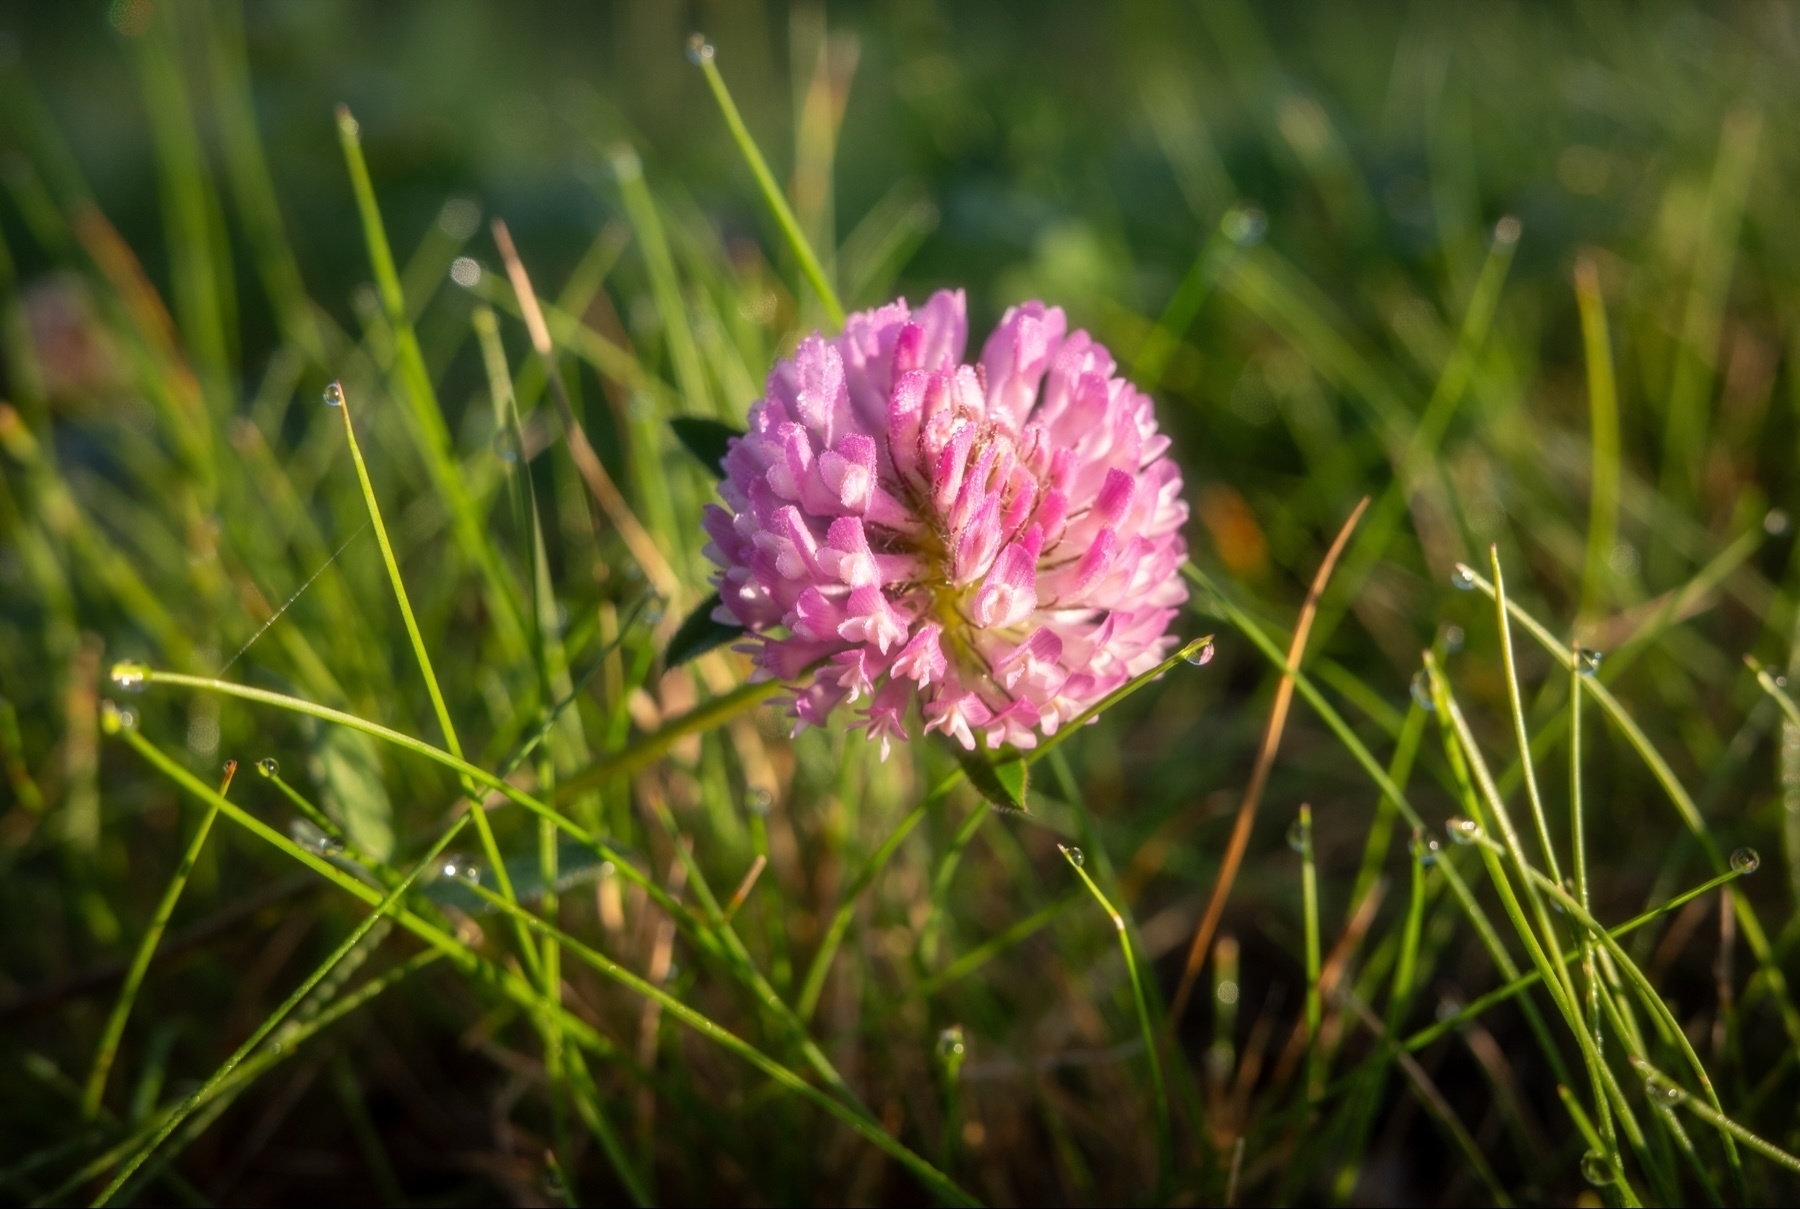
4 2 1800 1204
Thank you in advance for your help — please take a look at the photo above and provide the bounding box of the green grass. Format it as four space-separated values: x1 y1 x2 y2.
4 1 1800 1204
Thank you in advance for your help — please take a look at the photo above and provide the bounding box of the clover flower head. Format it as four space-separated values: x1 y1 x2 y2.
703 291 1189 756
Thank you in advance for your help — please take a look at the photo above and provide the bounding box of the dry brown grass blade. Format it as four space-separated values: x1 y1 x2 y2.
489 217 681 603
1169 496 1371 1024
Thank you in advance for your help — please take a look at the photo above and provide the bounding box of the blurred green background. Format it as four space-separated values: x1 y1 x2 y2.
5 1 1800 1204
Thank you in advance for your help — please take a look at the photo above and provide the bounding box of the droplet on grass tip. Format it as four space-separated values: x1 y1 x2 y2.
1221 206 1267 246
323 381 345 408
441 855 481 885
686 34 715 65
1580 1152 1616 1186
1492 215 1522 246
99 701 132 735
1730 846 1761 874
746 787 773 816
449 256 482 288
437 197 481 240
1765 508 1790 537
1410 830 1440 867
1060 845 1085 868
1442 624 1465 653
109 661 149 692
1450 565 1476 590
1446 817 1482 845
936 1026 965 1061
1216 979 1240 1005
1575 647 1603 675
1409 670 1436 712
1286 817 1308 853
1183 636 1216 666
257 757 279 778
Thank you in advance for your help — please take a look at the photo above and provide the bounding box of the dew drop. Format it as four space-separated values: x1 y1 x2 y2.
1221 206 1267 246
1446 817 1483 845
1410 829 1440 867
1410 670 1436 712
256 757 279 778
1643 1071 1685 1106
112 706 137 732
1575 647 1603 675
109 661 149 692
99 700 125 735
1450 565 1477 591
323 381 345 408
1730 846 1761 874
1061 845 1085 869
1492 215 1523 247
1580 1151 1616 1186
936 1026 965 1060
1765 508 1790 537
746 787 773 816
685 33 715 65
1442 624 1465 653
449 256 482 289
1183 636 1216 666
441 855 482 885
1286 817 1308 853
1435 996 1465 1023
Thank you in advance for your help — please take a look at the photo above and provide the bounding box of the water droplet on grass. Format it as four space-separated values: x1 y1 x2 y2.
100 701 134 734
1061 845 1084 868
1580 1151 1616 1186
1446 817 1482 845
323 382 345 407
1183 636 1216 666
1221 206 1267 246
1576 647 1603 675
1286 817 1308 853
1410 670 1436 712
441 855 481 885
1450 565 1477 590
450 256 482 288
1730 846 1761 874
1442 624 1464 653
936 1026 965 1060
110 661 149 692
1410 830 1440 867
1765 508 1790 536
746 788 773 816
1643 1071 1685 1105
257 757 279 778
686 34 715 64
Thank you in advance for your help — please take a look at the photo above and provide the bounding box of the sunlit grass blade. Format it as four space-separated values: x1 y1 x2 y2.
687 35 844 327
1632 1059 1800 1175
80 760 236 1119
1574 255 1620 623
333 104 529 660
330 380 537 973
1059 844 1170 1189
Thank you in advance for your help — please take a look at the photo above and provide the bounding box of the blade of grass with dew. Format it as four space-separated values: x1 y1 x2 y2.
1570 630 1620 1169
1059 844 1170 1191
333 105 529 662
1460 562 1800 1047
1635 1060 1800 1175
1559 1085 1645 1207
331 380 541 977
688 36 844 327
79 759 237 1120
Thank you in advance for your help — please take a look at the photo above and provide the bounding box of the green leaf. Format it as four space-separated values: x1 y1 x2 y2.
955 746 1030 812
666 592 745 667
670 416 745 478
